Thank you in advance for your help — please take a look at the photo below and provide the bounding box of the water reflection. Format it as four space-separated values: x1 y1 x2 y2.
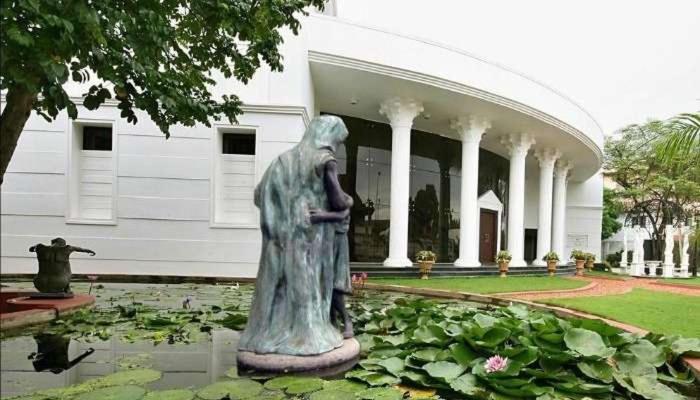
29 334 95 374
1 329 240 398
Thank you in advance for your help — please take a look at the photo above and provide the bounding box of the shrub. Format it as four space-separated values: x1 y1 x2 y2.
496 250 512 263
416 250 436 262
542 251 559 262
570 249 587 261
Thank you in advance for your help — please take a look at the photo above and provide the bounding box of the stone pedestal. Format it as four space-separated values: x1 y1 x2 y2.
237 338 360 374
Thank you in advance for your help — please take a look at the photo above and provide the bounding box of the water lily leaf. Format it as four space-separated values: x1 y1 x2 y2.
412 347 443 363
75 385 146 400
669 337 700 356
142 389 194 400
474 327 511 348
396 369 432 387
413 323 449 345
263 376 300 390
576 318 623 337
614 352 657 378
347 370 401 386
450 373 488 397
550 380 613 395
423 361 466 382
630 375 685 400
501 346 538 366
374 334 407 347
449 342 477 367
322 379 367 392
473 358 523 378
377 357 405 376
284 377 324 394
506 304 529 319
564 328 615 358
474 313 498 328
90 369 162 387
196 379 263 399
356 387 404 400
489 382 552 398
309 389 355 400
627 339 666 367
577 360 613 383
368 348 404 359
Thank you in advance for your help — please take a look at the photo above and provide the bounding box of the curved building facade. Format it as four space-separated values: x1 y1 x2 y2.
0 5 604 277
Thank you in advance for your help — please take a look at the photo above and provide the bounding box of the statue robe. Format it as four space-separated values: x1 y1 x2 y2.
238 125 344 356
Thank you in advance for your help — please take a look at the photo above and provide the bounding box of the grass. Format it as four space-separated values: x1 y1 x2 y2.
543 289 700 338
662 277 700 286
368 276 588 294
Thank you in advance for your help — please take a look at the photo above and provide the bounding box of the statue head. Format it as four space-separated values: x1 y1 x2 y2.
301 115 349 153
51 238 67 247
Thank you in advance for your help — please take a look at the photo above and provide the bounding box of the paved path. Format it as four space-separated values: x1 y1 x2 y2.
506 276 700 301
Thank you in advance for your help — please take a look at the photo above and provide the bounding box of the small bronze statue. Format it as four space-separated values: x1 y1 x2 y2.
29 237 95 296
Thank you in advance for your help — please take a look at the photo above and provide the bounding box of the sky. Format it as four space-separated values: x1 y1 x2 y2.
336 0 700 136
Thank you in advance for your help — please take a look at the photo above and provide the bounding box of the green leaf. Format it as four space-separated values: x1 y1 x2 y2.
449 342 477 367
564 328 616 358
630 375 686 400
412 347 443 363
577 360 613 383
450 373 487 397
413 323 449 345
346 370 400 386
475 327 511 347
423 361 467 382
309 389 355 400
142 389 194 400
627 339 666 367
669 337 700 356
196 379 263 400
356 387 404 400
376 357 405 376
284 377 324 394
322 379 366 393
75 385 146 400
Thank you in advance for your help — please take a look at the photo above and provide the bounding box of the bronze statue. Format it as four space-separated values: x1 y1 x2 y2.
29 237 95 294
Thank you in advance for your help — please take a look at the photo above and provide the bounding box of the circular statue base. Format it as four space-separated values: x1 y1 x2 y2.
237 338 360 375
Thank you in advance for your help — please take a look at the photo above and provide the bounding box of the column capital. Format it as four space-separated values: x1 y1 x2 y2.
554 160 573 178
534 147 561 168
450 115 491 143
501 133 535 157
379 97 424 128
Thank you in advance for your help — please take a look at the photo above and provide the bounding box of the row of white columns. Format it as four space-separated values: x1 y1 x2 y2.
378 97 573 267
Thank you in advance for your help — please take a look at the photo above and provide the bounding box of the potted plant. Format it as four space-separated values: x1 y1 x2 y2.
570 249 586 276
416 250 436 279
585 252 596 270
542 251 560 276
496 250 512 278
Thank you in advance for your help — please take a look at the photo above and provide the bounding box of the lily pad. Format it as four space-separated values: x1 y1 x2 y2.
422 361 466 381
284 377 324 394
75 385 146 400
564 328 615 358
323 379 367 392
196 379 263 400
309 389 355 400
142 389 194 400
91 369 162 387
356 387 404 400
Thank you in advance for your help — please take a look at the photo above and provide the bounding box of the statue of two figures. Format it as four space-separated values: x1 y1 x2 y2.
237 116 359 372
29 238 95 297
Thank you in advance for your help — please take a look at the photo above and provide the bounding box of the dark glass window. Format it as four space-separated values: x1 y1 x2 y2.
222 133 255 155
328 113 510 263
82 126 112 151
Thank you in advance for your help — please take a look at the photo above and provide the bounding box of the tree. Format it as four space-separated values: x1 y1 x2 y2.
601 187 622 240
655 112 700 164
0 0 325 184
605 118 700 259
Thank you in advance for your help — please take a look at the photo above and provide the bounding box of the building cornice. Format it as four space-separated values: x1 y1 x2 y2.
308 50 603 166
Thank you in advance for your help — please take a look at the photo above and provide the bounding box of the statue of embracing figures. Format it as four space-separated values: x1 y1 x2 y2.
238 115 358 370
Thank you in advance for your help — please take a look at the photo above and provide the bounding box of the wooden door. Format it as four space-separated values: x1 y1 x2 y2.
479 210 497 263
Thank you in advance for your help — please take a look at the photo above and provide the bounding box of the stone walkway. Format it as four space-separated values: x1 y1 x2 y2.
506 276 700 301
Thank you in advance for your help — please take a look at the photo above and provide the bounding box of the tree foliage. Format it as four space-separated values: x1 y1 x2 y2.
656 112 700 164
0 0 325 183
601 188 622 240
605 117 700 258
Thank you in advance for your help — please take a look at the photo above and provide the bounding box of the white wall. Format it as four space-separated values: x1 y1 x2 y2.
565 172 604 259
1 103 308 278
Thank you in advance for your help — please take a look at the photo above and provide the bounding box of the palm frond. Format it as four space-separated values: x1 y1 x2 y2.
655 112 700 163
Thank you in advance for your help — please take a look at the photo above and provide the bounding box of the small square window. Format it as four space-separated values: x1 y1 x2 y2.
82 126 112 151
222 133 255 155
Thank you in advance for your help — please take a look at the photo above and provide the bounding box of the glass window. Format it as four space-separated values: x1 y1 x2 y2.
222 133 255 155
82 126 112 151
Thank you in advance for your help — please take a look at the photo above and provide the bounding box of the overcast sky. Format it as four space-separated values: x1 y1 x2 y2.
336 0 700 135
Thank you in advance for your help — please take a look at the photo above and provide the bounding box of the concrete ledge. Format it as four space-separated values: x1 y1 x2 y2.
237 338 360 374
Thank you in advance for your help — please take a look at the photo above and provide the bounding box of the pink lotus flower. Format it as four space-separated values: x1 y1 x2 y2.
361 272 368 280
484 355 508 373
352 274 358 283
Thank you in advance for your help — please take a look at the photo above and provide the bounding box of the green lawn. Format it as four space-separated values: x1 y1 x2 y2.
584 270 630 280
543 289 700 338
662 277 700 286
368 276 588 294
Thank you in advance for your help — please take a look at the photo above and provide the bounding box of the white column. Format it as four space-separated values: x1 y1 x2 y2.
380 97 424 267
533 148 561 266
551 160 573 264
451 116 491 267
502 134 535 267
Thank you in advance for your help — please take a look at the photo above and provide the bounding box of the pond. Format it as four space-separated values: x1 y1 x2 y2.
1 281 698 400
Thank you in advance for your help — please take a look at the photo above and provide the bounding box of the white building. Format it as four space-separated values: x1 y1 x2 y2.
0 6 603 278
